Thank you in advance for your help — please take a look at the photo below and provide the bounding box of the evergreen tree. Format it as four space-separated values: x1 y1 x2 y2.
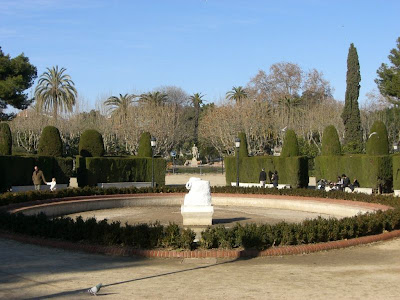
0 122 12 155
237 132 249 157
137 132 152 157
366 121 389 156
38 126 63 157
341 43 363 153
0 47 37 120
280 129 299 157
79 129 105 157
321 125 341 156
375 37 400 107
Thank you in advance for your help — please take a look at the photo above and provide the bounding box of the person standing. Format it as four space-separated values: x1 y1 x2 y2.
272 170 279 188
32 166 47 191
259 168 267 188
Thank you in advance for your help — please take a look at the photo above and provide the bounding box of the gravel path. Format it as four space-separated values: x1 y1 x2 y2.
1 237 400 299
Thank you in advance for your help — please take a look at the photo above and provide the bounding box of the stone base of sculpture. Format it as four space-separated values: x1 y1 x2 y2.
181 205 214 226
181 177 214 226
191 158 199 167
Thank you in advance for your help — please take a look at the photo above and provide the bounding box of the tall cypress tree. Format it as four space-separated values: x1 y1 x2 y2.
341 43 363 153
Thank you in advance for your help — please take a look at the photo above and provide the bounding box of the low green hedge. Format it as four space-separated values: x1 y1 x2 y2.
315 155 392 190
83 157 166 186
225 156 308 188
393 155 400 190
1 186 400 251
0 155 73 191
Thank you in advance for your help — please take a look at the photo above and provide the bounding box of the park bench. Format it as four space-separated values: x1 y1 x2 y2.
11 184 68 192
97 182 152 189
231 182 291 189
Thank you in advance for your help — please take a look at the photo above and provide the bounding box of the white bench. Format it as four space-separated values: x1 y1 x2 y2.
11 184 68 192
394 190 400 197
231 182 291 189
97 182 152 189
353 187 373 195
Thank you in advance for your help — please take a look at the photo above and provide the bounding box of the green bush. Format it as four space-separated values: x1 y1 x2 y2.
224 155 308 188
366 120 389 156
0 122 12 155
315 154 392 189
280 129 299 157
237 132 249 158
38 126 63 157
137 132 152 157
392 155 400 190
79 129 105 157
83 156 166 186
321 125 341 156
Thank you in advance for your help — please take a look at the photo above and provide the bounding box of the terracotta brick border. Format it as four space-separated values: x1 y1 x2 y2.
1 230 400 259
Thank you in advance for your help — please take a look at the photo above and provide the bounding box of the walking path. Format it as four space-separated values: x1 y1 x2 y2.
1 237 400 299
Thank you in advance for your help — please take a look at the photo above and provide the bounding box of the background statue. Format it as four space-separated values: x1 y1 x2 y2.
192 143 199 159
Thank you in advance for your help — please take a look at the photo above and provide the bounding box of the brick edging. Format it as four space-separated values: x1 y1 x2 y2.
2 229 400 259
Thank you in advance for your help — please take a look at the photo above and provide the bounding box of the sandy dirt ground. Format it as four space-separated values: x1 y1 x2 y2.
165 173 226 186
65 206 334 227
1 237 400 299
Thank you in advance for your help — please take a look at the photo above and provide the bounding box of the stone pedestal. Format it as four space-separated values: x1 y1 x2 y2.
191 158 198 167
69 177 78 188
181 205 214 226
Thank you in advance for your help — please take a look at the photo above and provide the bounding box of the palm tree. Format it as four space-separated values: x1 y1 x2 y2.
104 93 137 122
139 91 168 106
189 93 205 142
226 86 247 103
34 66 77 120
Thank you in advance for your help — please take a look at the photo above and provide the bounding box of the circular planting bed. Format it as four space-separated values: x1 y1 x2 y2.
1 187 400 258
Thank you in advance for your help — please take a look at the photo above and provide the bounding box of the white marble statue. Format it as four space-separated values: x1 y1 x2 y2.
192 144 199 159
184 177 211 206
181 177 214 226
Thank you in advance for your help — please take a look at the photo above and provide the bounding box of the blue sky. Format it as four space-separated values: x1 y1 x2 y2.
1 0 399 109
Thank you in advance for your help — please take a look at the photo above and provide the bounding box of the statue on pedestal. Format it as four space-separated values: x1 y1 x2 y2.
191 143 199 167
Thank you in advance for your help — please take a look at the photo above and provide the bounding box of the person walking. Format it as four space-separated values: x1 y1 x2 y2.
272 170 279 188
259 168 267 188
32 166 47 191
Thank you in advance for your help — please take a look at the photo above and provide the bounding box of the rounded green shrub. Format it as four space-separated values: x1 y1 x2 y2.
0 122 12 155
237 132 249 158
366 120 389 155
37 126 63 157
137 132 152 157
79 129 105 157
280 129 299 157
321 125 341 156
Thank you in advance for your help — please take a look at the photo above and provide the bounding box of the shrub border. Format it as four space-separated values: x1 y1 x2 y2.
1 191 398 258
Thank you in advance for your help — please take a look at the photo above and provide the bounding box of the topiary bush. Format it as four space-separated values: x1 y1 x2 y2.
79 129 105 157
0 122 12 155
38 126 63 157
280 129 299 157
237 132 249 158
321 125 341 156
366 120 389 156
137 132 152 157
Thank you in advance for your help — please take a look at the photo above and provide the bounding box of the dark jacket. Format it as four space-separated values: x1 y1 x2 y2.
32 170 46 185
259 171 267 181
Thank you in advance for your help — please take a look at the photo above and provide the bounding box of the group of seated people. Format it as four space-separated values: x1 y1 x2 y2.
317 174 360 192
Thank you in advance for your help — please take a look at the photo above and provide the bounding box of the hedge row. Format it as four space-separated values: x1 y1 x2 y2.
76 156 166 186
393 155 400 190
0 212 195 250
315 155 392 189
0 155 73 191
1 186 400 250
224 156 308 188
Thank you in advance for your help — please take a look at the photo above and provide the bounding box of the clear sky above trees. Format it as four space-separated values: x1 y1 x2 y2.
1 0 399 110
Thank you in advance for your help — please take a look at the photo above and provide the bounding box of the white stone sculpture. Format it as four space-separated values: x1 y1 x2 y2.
181 177 214 226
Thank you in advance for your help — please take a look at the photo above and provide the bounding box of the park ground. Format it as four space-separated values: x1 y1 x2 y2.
1 237 400 299
1 173 399 299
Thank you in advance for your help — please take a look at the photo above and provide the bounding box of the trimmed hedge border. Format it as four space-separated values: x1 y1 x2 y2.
1 186 400 258
1 229 400 259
